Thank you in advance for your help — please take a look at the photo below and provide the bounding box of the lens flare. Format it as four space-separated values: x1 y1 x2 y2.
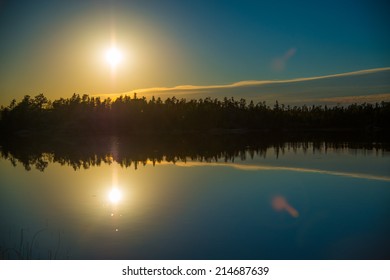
272 195 299 218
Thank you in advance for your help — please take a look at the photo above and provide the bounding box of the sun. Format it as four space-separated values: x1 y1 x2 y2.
105 47 122 68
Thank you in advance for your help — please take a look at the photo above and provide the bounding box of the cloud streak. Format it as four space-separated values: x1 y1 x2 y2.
149 160 390 182
93 67 390 105
311 93 390 104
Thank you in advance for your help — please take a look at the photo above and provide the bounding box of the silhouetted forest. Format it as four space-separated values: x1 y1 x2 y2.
0 133 388 172
1 93 389 136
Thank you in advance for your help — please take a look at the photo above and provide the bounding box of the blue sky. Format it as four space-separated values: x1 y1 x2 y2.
0 0 389 105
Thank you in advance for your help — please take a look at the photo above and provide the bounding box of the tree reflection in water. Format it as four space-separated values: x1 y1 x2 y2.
0 133 388 172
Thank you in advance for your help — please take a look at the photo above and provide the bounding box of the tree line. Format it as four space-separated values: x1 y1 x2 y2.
1 93 389 135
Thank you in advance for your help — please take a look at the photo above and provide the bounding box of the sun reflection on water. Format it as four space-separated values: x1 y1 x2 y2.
108 187 122 204
108 186 123 233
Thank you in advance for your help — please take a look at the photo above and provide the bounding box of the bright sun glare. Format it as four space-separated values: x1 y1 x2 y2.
109 188 122 203
105 47 122 68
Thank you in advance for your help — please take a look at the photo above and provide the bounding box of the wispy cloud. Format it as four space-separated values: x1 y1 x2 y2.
149 160 390 182
93 67 390 105
313 93 390 104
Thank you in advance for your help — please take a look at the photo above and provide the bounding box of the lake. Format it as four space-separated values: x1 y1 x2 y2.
0 134 389 259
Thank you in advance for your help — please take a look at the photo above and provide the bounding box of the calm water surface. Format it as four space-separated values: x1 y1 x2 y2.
1 138 389 259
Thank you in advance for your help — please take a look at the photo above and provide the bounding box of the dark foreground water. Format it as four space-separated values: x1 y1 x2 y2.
0 135 389 259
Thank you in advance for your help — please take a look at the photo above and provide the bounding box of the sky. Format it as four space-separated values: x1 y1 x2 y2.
0 0 389 106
